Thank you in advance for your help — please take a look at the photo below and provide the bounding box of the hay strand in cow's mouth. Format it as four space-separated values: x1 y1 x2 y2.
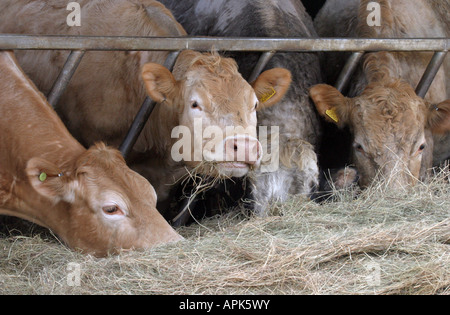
170 162 235 226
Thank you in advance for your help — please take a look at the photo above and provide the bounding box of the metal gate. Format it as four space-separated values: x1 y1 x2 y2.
0 35 448 158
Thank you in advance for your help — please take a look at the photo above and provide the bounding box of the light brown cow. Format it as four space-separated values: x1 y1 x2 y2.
312 0 450 188
137 50 291 201
0 0 292 211
0 51 181 257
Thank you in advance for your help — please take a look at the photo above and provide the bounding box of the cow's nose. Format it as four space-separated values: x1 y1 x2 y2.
224 135 262 165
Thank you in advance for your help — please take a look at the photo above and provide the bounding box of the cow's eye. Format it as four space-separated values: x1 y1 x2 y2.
254 102 258 110
191 102 202 110
415 143 426 156
102 205 123 216
354 143 365 154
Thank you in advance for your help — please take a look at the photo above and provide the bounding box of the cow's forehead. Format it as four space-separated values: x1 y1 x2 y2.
186 72 256 112
353 105 425 151
79 146 150 194
354 84 425 128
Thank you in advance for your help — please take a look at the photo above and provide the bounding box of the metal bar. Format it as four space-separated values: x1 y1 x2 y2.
171 197 199 228
415 50 448 98
119 97 156 158
47 50 85 107
0 35 448 52
247 51 276 82
119 51 181 158
334 51 365 92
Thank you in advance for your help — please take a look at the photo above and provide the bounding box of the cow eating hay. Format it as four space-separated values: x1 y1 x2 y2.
313 0 450 189
1 169 448 294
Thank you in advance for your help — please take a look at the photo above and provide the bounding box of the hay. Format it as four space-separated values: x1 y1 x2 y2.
0 171 449 295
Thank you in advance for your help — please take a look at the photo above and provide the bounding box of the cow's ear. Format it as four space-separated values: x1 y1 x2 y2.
26 158 76 204
252 68 292 109
309 84 351 127
142 63 177 104
427 99 450 134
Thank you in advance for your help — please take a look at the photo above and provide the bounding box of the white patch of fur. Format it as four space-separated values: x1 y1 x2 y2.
62 180 80 204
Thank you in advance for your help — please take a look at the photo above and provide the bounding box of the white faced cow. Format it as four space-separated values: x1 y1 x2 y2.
136 50 291 202
0 0 292 215
0 51 181 257
160 0 323 214
313 0 450 188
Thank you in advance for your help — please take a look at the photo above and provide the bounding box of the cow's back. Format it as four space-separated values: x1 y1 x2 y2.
0 0 186 149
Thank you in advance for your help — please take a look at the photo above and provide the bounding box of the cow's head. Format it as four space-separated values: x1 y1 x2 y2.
310 81 450 188
26 143 181 257
142 50 291 178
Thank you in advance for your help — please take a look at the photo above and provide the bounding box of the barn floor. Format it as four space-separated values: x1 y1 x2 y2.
0 170 449 295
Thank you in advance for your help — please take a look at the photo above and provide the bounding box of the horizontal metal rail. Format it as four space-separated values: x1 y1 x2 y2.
0 35 448 52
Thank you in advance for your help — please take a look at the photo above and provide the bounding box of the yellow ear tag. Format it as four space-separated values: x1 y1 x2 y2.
326 107 339 123
260 87 276 103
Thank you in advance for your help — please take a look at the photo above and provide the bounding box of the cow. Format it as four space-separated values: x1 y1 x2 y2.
0 51 182 257
0 0 292 215
135 50 291 206
159 0 323 215
312 0 450 189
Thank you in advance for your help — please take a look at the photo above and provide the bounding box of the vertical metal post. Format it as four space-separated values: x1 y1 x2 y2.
119 97 156 158
119 50 181 158
334 51 365 92
247 51 276 82
47 50 85 108
415 50 448 98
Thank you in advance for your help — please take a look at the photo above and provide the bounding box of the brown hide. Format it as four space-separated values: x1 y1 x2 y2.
0 51 181 257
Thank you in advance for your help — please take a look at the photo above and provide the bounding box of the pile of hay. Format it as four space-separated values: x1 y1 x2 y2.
0 172 449 295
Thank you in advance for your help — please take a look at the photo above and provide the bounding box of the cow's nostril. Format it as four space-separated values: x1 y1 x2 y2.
234 144 238 151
